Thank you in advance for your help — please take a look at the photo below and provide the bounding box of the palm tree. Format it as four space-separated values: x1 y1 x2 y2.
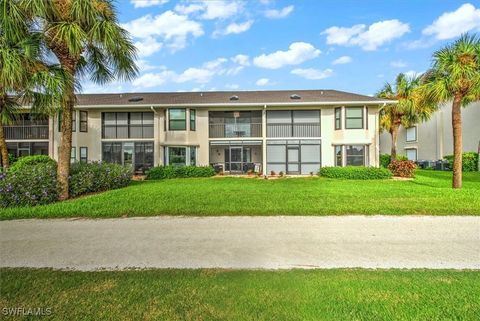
422 34 480 189
14 0 138 199
0 0 65 169
376 73 436 161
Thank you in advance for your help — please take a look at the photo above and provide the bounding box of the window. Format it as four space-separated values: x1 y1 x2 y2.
406 126 417 142
335 145 343 166
80 111 88 132
190 109 196 131
266 140 321 175
102 112 154 139
335 107 341 130
102 142 154 173
164 146 197 166
168 108 186 130
345 107 363 129
405 148 417 161
80 147 88 163
58 111 76 132
266 110 320 137
70 147 76 163
345 145 365 166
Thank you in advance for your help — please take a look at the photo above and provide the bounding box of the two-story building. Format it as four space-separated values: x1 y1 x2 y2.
5 89 394 174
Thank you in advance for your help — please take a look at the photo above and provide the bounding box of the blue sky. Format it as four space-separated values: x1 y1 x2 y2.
82 1 480 96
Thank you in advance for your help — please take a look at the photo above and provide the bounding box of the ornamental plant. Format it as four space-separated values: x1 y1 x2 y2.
388 160 417 178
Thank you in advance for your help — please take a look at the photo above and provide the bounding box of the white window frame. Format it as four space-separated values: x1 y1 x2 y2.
406 126 417 142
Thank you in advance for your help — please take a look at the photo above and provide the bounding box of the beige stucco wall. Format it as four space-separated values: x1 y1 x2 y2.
379 101 480 160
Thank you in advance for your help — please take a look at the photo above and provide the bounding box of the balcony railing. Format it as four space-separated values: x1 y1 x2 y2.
267 123 320 138
102 125 154 139
209 123 262 138
4 125 49 140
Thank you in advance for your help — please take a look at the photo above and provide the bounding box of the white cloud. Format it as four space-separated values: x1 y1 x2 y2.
225 66 244 76
231 54 250 66
136 59 159 72
123 11 204 51
253 42 321 69
225 84 240 89
134 37 163 57
390 60 407 68
322 19 410 50
291 68 333 80
265 5 294 19
423 3 480 40
201 1 244 20
403 70 425 78
214 20 254 37
174 3 204 15
256 78 271 86
332 56 352 65
130 0 168 8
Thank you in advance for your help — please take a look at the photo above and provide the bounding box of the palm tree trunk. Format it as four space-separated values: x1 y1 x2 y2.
0 121 9 169
390 122 400 161
452 95 463 189
57 90 74 200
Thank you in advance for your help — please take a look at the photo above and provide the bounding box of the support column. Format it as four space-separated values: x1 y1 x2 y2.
262 105 267 174
152 106 161 166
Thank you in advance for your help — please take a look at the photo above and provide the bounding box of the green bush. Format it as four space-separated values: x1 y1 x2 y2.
319 166 392 180
444 152 479 172
388 160 417 178
146 165 215 180
9 155 56 173
380 154 408 168
69 162 132 197
0 162 58 207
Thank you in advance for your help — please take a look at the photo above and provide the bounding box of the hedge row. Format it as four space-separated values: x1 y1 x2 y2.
146 165 215 180
0 156 132 208
319 166 392 180
444 152 479 172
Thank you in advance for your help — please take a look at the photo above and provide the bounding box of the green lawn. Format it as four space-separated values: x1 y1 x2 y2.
1 170 479 219
1 268 478 321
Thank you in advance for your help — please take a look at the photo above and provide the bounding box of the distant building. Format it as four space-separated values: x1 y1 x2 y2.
379 102 480 161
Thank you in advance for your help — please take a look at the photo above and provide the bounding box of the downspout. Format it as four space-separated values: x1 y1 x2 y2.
376 103 385 167
262 104 267 175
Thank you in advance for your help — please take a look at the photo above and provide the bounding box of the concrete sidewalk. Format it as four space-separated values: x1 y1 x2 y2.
0 216 479 270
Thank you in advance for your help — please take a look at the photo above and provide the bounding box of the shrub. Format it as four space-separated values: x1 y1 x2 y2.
444 152 479 172
146 165 215 180
69 162 132 197
388 160 416 178
319 166 392 180
380 153 408 168
9 155 56 173
0 162 58 207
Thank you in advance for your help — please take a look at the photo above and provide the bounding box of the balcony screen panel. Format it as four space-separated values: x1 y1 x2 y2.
267 111 292 124
293 110 320 123
130 112 142 125
300 145 320 163
267 145 286 163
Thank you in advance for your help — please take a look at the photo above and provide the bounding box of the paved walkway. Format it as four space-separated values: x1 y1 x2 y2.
0 216 479 270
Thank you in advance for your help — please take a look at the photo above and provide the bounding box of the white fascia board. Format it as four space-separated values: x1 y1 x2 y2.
75 100 397 109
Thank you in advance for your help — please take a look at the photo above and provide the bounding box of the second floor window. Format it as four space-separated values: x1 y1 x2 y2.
335 108 341 130
345 107 363 129
190 109 196 131
169 108 186 130
406 126 417 142
102 112 154 139
80 111 88 132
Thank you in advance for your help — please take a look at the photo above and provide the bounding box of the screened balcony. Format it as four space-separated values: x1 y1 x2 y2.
209 111 262 138
3 114 49 140
267 110 321 138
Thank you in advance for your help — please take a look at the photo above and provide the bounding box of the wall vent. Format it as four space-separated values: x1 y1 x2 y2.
290 94 301 100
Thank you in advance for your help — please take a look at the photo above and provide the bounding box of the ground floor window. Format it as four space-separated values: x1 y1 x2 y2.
266 140 321 175
102 141 154 173
405 148 417 161
7 142 48 158
80 147 88 163
333 145 368 166
334 145 342 166
164 146 196 166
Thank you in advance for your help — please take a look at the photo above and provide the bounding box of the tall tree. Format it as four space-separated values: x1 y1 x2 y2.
422 34 480 189
0 0 65 169
16 0 137 199
376 73 436 161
